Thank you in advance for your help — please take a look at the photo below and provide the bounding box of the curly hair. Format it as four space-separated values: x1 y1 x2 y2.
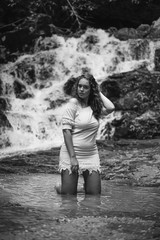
63 76 77 96
63 73 103 120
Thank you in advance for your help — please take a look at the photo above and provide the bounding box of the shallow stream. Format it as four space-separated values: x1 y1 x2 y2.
0 173 160 240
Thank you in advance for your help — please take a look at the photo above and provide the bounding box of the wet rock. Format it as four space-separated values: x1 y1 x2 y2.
136 24 151 38
49 99 66 109
13 80 33 99
148 28 160 39
148 17 160 39
101 68 160 139
0 110 12 129
100 80 120 99
34 36 60 52
154 49 160 71
114 28 139 40
0 97 10 111
152 17 160 30
15 61 36 85
0 110 12 148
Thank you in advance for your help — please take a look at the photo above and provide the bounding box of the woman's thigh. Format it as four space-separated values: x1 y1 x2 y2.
83 170 101 195
61 169 79 195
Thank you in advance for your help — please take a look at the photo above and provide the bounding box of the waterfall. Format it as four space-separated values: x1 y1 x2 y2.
0 28 156 156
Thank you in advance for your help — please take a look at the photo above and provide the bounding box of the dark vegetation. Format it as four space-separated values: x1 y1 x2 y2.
1 0 160 34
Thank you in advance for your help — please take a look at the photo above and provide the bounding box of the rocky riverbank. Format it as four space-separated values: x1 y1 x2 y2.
0 139 160 187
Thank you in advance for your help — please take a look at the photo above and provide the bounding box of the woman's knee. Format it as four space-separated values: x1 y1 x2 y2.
61 169 79 194
84 171 101 195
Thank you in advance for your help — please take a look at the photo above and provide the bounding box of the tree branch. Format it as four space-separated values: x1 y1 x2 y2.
65 0 82 28
0 18 25 30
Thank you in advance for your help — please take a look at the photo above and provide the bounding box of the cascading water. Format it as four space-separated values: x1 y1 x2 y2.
0 28 156 157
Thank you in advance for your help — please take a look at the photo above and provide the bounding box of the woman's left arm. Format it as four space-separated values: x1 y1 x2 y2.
100 92 115 112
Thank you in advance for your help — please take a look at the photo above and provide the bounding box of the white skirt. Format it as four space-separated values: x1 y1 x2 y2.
59 143 101 174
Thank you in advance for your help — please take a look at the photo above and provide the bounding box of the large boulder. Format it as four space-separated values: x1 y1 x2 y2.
136 24 151 38
114 28 139 40
101 68 160 139
147 17 160 39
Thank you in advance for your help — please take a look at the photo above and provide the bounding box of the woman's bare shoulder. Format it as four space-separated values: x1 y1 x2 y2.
69 98 79 105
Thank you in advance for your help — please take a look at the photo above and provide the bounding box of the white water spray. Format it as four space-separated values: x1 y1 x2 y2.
0 28 156 156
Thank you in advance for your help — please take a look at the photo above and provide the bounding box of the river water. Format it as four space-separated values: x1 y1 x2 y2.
0 171 160 240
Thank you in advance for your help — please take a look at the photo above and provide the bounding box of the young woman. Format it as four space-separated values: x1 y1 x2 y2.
56 73 115 195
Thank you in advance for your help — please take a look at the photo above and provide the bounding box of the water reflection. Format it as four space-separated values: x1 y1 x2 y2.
59 193 102 218
0 173 160 218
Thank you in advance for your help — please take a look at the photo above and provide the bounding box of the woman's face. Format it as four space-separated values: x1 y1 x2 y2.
77 78 90 100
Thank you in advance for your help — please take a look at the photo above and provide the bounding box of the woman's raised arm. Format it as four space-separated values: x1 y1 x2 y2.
99 92 115 112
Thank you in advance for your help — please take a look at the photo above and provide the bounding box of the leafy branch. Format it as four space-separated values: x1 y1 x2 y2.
65 0 89 29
